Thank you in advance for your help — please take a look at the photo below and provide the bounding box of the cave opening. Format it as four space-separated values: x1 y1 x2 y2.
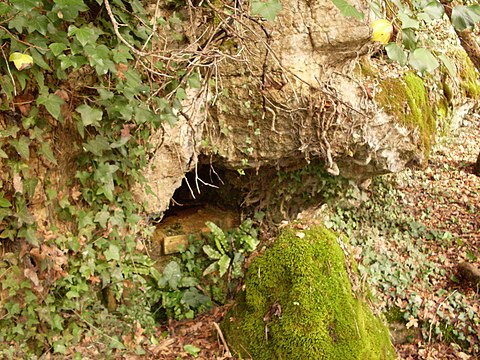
155 161 249 257
164 162 246 218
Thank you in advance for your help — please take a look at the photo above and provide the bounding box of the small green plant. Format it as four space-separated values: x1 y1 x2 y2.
153 219 260 320
203 220 259 279
156 259 212 320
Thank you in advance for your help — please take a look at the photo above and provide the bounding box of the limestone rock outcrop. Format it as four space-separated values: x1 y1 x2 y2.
137 0 478 214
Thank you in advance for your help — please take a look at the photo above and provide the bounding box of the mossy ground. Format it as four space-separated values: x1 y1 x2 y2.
374 72 437 159
222 226 395 360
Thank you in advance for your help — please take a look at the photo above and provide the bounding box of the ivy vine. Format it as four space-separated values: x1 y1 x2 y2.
0 0 188 356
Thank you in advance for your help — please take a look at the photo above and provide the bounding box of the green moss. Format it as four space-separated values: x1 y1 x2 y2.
457 52 480 99
374 72 436 158
384 306 405 323
223 227 395 360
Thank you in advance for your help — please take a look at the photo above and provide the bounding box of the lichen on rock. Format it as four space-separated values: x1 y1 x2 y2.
223 226 395 360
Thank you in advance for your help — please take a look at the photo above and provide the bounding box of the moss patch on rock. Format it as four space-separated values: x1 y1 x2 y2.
374 72 436 158
456 51 480 99
222 226 395 360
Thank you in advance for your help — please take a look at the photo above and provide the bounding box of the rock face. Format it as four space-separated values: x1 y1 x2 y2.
137 0 478 214
134 88 208 214
222 226 396 359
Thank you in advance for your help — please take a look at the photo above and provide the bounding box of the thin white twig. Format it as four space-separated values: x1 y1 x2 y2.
0 46 17 97
103 0 170 60
141 0 162 51
428 290 457 346
213 321 232 358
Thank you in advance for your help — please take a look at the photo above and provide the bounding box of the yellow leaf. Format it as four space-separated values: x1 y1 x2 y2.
371 19 393 45
9 52 34 71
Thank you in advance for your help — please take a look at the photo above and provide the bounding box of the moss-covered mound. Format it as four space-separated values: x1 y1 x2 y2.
223 226 395 360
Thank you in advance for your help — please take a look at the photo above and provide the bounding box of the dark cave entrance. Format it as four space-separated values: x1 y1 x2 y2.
163 158 339 226
165 161 246 217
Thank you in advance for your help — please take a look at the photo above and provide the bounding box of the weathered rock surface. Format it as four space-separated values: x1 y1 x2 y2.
136 0 478 215
134 88 207 214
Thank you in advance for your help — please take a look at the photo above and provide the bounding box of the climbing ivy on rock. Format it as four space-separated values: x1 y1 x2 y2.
372 0 480 75
0 0 185 356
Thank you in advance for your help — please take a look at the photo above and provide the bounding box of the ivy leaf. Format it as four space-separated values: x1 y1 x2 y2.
438 54 456 77
452 5 480 31
24 177 38 199
402 28 417 50
94 207 110 228
408 48 439 74
68 25 102 47
8 15 27 33
49 43 68 56
104 244 120 261
30 48 51 71
130 0 146 15
385 43 407 66
94 162 118 201
188 73 201 89
0 147 7 158
124 69 144 92
9 52 34 71
251 0 283 22
134 106 156 125
27 12 49 35
1 125 19 138
9 0 40 11
159 261 182 290
84 44 115 75
97 88 114 100
58 54 87 70
330 0 364 20
18 226 38 245
399 13 420 29
176 87 186 101
112 45 133 64
53 0 88 21
15 198 35 226
76 104 103 127
182 288 211 308
83 135 111 156
37 93 64 120
9 136 31 159
53 342 67 355
423 1 444 20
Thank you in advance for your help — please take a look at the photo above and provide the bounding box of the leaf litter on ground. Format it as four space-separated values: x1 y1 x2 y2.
392 112 479 359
